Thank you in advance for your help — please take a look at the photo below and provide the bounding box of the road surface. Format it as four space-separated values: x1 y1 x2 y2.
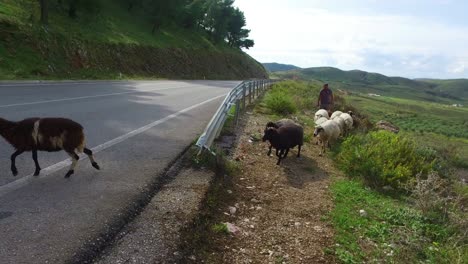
0 80 238 263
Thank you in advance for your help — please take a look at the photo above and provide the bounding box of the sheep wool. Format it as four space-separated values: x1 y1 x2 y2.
314 109 329 121
313 119 340 156
340 113 354 130
330 110 343 119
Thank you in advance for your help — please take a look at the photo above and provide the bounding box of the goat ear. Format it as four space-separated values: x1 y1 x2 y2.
266 121 276 128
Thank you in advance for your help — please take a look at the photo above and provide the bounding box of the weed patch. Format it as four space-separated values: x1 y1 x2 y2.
330 179 464 263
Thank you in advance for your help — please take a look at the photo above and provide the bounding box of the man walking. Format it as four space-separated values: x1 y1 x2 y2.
317 83 334 114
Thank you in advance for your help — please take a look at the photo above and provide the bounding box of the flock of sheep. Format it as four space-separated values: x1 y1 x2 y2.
262 109 354 165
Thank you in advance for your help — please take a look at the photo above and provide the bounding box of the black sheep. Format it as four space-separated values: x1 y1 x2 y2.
265 119 296 156
262 121 303 165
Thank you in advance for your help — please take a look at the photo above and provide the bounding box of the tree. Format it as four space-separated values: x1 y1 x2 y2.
145 0 189 33
239 38 254 49
180 0 206 29
125 0 143 11
226 7 246 47
203 0 234 42
38 0 49 25
65 0 101 18
68 0 77 18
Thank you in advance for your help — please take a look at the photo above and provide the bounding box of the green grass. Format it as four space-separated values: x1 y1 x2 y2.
330 179 466 264
347 94 468 167
211 223 229 234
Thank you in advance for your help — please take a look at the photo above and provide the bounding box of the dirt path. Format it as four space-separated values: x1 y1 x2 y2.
190 111 340 263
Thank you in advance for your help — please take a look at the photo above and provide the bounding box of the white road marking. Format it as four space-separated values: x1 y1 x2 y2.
0 81 135 87
0 93 226 197
0 86 189 108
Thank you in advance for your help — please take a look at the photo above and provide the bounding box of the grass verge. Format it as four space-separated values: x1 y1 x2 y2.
329 179 467 264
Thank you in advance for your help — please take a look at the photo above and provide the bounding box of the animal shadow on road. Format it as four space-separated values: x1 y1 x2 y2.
278 154 329 189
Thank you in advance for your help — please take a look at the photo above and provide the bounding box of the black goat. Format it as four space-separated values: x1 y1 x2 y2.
0 117 100 178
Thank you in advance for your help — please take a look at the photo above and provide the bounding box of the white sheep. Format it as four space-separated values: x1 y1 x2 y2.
331 115 346 136
330 110 343 119
315 116 328 126
314 109 329 121
313 120 340 156
314 116 329 145
340 113 354 132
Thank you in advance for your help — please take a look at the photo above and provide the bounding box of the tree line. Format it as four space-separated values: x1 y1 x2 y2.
36 0 254 49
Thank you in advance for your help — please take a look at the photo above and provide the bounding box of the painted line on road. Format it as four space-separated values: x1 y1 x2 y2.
0 93 227 197
0 81 137 87
0 86 192 108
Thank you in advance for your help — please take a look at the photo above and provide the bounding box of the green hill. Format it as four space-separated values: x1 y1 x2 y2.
0 0 267 80
262 62 300 72
272 67 467 103
417 79 468 101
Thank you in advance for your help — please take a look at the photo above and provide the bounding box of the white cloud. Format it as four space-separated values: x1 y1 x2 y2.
447 61 466 74
234 0 468 78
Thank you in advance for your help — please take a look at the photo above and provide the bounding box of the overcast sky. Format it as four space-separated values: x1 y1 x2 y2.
233 0 468 79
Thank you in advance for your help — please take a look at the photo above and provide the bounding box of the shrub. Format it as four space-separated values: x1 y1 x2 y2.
336 130 436 188
264 86 297 115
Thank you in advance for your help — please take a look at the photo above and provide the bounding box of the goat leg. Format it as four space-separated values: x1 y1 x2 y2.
10 149 24 176
84 148 100 170
276 149 284 165
297 145 302 157
32 149 41 176
267 145 272 156
282 148 290 158
65 151 79 178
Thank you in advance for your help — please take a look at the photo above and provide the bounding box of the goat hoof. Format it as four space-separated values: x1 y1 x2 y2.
64 170 74 178
92 162 100 170
33 170 40 176
12 169 18 176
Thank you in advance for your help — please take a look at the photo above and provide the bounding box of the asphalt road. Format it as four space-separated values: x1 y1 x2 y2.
0 80 238 263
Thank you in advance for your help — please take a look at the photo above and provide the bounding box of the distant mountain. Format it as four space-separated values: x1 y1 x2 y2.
262 62 301 72
272 67 467 103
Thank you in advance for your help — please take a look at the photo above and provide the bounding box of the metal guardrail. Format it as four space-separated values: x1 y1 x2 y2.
196 79 276 154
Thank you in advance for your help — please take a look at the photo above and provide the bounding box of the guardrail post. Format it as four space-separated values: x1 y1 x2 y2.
234 99 241 127
255 81 259 97
255 81 260 97
252 82 255 99
242 83 246 112
248 82 252 104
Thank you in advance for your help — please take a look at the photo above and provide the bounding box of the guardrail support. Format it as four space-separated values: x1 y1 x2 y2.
242 83 246 112
248 82 252 104
234 99 241 127
256 81 259 97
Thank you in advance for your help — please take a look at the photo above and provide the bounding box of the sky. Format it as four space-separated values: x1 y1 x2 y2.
233 0 468 79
